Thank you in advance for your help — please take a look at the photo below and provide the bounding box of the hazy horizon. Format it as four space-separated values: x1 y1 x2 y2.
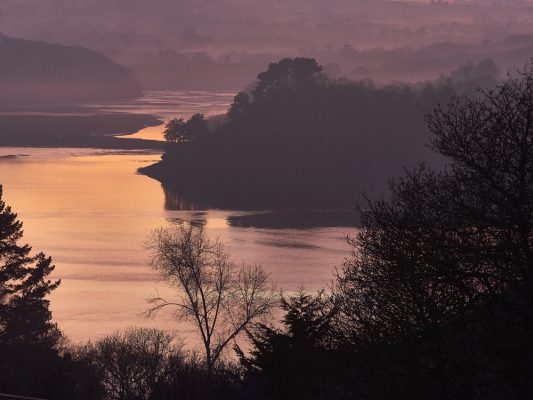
4 0 533 89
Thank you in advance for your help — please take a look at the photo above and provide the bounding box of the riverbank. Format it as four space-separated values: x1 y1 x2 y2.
0 112 164 149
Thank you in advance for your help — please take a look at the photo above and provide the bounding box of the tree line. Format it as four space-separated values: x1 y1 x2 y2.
143 57 455 209
163 114 209 144
2 62 533 399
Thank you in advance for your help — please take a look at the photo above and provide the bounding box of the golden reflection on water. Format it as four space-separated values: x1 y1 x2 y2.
0 148 350 344
116 124 165 141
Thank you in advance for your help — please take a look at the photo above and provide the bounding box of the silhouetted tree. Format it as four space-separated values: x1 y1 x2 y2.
0 185 72 399
0 339 106 400
446 58 500 95
227 91 251 122
90 328 187 400
0 184 60 345
185 113 209 139
146 226 276 379
164 114 209 143
336 66 533 398
163 118 185 143
68 329 245 400
252 58 324 101
240 290 347 400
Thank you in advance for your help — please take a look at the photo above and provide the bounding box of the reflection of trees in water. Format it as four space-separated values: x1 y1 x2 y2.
163 186 204 211
168 214 207 228
163 187 209 226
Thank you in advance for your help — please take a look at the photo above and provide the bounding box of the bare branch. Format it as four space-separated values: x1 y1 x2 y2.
145 225 276 375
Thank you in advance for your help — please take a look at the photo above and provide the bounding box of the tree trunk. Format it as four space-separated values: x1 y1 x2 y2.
205 344 213 382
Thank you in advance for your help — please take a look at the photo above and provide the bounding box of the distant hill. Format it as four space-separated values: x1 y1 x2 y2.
0 35 142 105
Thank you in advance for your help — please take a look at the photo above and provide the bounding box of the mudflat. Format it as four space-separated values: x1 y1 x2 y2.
0 112 164 149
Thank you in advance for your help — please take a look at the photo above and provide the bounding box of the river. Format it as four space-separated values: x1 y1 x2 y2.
0 92 355 343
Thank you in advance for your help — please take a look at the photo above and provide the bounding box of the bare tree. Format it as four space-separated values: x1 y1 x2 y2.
145 225 276 377
92 327 186 400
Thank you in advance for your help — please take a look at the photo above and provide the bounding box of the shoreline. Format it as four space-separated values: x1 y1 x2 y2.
0 112 165 150
139 161 362 212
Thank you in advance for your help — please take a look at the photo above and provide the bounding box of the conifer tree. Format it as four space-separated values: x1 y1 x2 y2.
0 185 60 345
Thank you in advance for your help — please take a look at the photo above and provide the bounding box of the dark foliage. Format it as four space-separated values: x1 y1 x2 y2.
0 185 60 346
239 291 355 400
81 327 247 400
0 326 246 400
336 66 533 398
227 91 251 123
163 113 209 143
142 57 454 209
0 341 104 399
252 58 325 101
0 185 100 398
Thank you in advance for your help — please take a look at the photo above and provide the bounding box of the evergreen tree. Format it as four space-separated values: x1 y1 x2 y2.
240 291 345 400
0 185 60 345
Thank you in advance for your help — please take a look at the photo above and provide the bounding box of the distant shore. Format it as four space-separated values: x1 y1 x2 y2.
0 112 165 150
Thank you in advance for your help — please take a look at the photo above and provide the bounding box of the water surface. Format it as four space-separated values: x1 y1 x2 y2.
0 147 353 343
103 90 236 141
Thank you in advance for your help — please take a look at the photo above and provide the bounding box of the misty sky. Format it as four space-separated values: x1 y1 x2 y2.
3 0 533 87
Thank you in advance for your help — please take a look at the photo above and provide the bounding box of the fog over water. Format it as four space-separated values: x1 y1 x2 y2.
87 90 237 120
96 90 236 140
